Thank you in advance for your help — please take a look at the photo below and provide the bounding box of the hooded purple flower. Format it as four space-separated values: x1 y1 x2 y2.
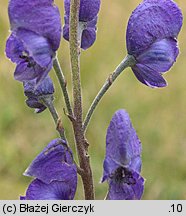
6 0 61 84
102 110 144 200
21 139 77 200
126 0 183 88
24 76 54 113
63 0 101 49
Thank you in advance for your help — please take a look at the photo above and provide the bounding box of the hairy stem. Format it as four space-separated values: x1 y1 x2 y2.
39 96 65 139
53 57 73 117
70 0 94 200
83 55 136 132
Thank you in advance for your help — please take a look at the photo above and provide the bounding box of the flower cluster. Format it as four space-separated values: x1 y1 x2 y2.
102 110 144 200
6 0 61 85
126 0 183 88
4 0 184 201
21 139 77 200
63 0 101 49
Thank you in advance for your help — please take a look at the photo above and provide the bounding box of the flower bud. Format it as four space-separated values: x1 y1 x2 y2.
24 76 54 113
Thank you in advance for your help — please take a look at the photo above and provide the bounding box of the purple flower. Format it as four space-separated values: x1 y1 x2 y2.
102 110 144 200
63 0 101 50
24 76 54 113
6 0 61 84
21 139 77 200
126 0 183 88
64 0 101 22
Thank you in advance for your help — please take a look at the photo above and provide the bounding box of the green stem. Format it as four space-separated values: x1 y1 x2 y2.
69 0 94 200
53 57 73 117
83 55 136 132
39 96 65 139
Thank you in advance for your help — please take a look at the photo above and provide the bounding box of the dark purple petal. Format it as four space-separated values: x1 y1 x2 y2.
102 158 119 183
81 28 96 50
24 76 54 113
137 38 179 73
25 97 46 113
14 62 40 81
24 76 54 97
62 24 70 42
132 64 167 88
64 0 101 22
79 0 101 22
87 16 98 28
126 0 183 56
14 60 52 85
5 33 25 64
102 110 142 182
16 29 53 68
35 61 53 86
130 157 142 174
107 169 144 200
24 139 77 185
22 179 76 200
8 0 61 51
81 17 98 49
64 0 70 19
131 67 147 86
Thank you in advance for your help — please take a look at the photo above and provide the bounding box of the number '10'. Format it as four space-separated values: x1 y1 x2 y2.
171 204 182 212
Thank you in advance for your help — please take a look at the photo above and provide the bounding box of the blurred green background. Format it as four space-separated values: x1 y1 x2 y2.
0 0 186 200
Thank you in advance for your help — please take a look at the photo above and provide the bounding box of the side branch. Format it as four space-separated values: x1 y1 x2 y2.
53 57 73 117
83 55 136 132
39 96 65 139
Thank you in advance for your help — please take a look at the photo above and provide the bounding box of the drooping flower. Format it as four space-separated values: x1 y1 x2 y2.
24 76 54 113
21 139 77 200
126 0 183 88
102 110 144 200
6 0 61 84
63 0 101 49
